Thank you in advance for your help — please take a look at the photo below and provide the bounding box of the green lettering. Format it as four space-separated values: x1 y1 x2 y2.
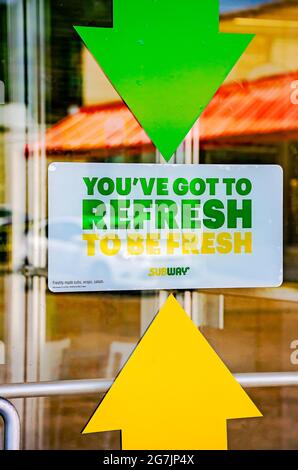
156 200 178 229
110 200 130 229
156 178 168 196
173 178 188 196
116 178 132 196
190 178 206 196
236 178 252 196
139 178 155 196
228 199 252 229
203 199 225 229
134 200 152 229
206 178 219 196
83 177 97 196
223 178 236 196
97 177 115 196
182 200 201 229
82 200 107 230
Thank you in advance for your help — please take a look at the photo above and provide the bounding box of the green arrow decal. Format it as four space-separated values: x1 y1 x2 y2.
75 0 254 162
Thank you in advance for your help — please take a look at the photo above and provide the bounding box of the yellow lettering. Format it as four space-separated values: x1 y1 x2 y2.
100 234 121 256
182 233 199 255
146 233 160 255
82 234 99 256
127 234 144 255
234 232 252 254
217 232 232 254
167 233 180 254
201 232 215 254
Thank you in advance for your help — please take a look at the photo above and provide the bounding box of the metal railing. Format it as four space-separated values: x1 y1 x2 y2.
1 372 298 450
1 373 298 399
0 378 113 399
234 372 298 388
0 398 21 450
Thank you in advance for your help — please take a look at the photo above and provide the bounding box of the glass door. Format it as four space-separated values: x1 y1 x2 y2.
1 0 298 450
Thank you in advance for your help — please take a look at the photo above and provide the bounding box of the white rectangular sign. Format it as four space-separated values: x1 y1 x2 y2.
48 163 283 292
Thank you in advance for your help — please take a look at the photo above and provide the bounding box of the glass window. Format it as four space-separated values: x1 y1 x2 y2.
0 0 298 450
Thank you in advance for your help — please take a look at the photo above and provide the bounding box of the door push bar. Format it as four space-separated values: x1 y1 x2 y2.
1 372 298 450
0 398 21 450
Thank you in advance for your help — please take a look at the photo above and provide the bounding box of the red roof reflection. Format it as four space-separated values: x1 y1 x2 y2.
45 72 298 154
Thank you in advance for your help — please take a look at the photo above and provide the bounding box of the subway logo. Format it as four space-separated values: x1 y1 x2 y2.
148 267 190 277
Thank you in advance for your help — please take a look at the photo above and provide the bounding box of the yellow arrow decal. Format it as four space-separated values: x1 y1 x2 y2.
83 294 261 450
